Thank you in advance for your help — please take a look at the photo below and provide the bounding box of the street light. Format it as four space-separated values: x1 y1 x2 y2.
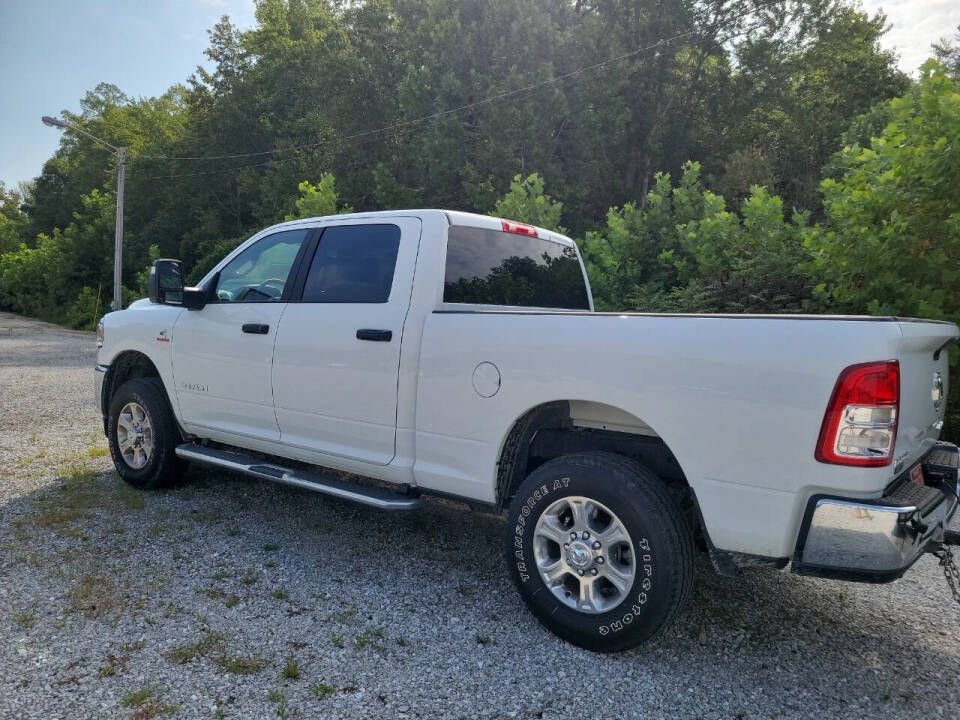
41 115 127 312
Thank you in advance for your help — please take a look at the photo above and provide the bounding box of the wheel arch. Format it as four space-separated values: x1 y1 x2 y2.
494 400 699 537
102 350 169 419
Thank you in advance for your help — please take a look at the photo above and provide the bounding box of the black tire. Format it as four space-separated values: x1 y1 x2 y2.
504 452 694 652
107 377 187 489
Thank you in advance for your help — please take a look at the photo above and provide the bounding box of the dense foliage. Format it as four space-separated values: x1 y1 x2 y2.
2 0 959 434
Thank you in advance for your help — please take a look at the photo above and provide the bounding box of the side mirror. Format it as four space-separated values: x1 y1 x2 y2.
148 259 184 305
148 259 209 310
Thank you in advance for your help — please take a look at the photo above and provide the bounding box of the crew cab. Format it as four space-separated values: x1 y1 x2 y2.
94 209 960 651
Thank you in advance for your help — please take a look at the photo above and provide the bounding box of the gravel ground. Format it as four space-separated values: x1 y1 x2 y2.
1 310 959 720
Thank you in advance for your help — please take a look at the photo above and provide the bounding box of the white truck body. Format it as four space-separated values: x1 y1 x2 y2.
95 209 960 623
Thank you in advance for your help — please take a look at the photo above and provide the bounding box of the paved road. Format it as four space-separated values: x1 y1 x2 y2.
1 311 959 719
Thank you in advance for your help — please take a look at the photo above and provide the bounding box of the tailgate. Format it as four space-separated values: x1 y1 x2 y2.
895 319 960 470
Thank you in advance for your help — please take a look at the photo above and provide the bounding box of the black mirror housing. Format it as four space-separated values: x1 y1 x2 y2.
148 259 210 310
182 287 208 310
148 259 185 305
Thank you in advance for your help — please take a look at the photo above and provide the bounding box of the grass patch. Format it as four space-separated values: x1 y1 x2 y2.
29 463 145 539
240 569 258 586
330 633 345 649
263 543 278 552
224 594 241 608
475 634 491 645
120 683 180 719
272 589 289 600
14 610 36 629
281 656 300 680
87 446 110 458
162 631 227 664
334 607 356 622
268 687 288 719
68 572 119 618
309 683 336 699
354 626 385 651
211 570 234 581
215 654 269 675
98 653 128 677
200 588 227 601
122 639 147 652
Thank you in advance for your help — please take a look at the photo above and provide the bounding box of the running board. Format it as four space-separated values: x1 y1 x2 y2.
175 443 421 511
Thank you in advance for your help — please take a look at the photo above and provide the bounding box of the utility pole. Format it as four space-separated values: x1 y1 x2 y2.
113 148 126 311
42 115 128 311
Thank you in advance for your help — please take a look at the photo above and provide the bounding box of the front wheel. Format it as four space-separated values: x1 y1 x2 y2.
107 377 187 489
504 452 694 652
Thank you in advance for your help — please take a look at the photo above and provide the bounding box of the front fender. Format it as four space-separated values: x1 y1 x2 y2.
98 300 186 423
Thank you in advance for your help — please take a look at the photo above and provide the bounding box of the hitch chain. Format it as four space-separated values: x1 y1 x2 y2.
933 545 960 606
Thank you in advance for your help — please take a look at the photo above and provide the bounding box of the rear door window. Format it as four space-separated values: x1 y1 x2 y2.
300 224 401 303
443 226 590 309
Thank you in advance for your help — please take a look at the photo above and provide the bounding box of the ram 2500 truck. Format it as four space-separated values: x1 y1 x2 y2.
94 209 960 652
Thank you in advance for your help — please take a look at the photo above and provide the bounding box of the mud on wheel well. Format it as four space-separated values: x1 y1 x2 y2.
495 401 701 544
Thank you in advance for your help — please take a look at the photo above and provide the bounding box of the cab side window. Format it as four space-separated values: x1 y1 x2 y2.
300 224 401 303
215 229 308 303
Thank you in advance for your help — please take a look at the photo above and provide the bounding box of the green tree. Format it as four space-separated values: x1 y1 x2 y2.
491 173 564 233
0 189 118 323
285 174 353 220
0 182 27 255
581 162 811 313
809 62 960 319
933 25 960 77
809 61 960 436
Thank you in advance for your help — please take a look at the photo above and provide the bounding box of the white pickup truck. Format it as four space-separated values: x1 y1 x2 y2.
94 209 960 651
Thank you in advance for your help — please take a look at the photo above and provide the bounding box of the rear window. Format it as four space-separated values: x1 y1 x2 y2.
443 226 590 309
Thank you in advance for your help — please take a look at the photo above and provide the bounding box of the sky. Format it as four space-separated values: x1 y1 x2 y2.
0 0 257 190
1 0 958 190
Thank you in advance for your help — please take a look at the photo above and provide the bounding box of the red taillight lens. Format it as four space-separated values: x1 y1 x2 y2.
501 219 537 237
815 361 899 467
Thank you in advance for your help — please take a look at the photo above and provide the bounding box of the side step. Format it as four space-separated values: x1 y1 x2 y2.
175 443 421 511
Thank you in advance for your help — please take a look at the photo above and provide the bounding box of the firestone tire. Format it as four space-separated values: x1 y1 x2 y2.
107 377 188 490
504 452 694 652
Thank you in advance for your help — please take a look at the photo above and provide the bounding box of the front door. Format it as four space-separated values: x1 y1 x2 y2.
172 228 310 440
272 218 421 465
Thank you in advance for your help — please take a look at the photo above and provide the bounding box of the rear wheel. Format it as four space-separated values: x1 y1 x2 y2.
107 377 187 489
504 452 694 652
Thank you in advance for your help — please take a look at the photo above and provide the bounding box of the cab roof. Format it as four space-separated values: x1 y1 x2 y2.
265 209 576 247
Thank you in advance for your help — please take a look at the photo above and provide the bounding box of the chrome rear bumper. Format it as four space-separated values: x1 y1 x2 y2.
793 443 960 582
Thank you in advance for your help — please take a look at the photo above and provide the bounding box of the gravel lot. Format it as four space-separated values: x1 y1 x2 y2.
1 310 959 720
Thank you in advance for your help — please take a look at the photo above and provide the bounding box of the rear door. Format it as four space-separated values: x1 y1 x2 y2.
895 319 960 470
271 217 421 465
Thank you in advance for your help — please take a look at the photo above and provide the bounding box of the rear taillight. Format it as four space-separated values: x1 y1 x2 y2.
501 219 538 237
815 361 899 467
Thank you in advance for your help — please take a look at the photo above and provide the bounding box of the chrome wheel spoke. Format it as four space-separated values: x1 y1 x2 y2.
601 562 632 594
539 560 567 587
535 517 569 546
568 498 587 529
578 577 600 612
600 523 630 548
